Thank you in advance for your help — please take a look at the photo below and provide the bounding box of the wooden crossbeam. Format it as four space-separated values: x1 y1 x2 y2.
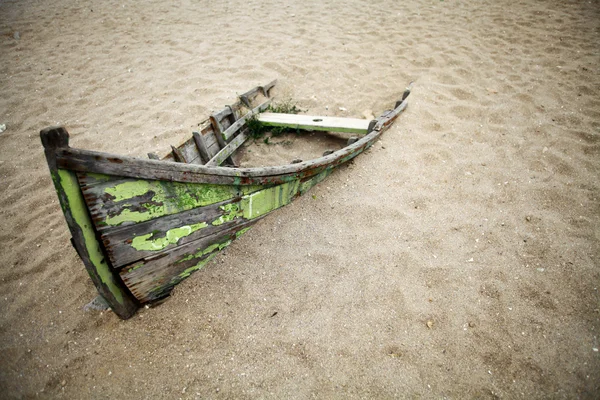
205 132 248 167
257 113 372 134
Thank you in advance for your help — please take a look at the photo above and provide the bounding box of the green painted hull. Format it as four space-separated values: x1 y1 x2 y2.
40 81 411 319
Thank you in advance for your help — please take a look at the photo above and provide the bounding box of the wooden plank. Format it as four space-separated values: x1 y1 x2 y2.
80 177 265 230
55 134 366 184
40 127 138 319
177 138 202 165
373 97 409 132
260 79 277 97
120 219 259 302
101 198 255 268
221 99 272 142
205 132 248 167
209 110 236 166
258 113 372 134
211 107 233 122
53 88 409 185
171 145 187 163
192 132 211 164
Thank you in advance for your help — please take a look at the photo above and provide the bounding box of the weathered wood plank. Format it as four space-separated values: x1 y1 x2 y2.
192 132 211 164
206 132 248 167
373 97 409 132
260 79 277 97
258 113 372 134
177 138 203 165
221 99 272 142
55 133 366 184
40 127 138 319
171 145 187 163
101 197 256 268
120 219 259 302
103 173 328 268
209 110 236 166
80 177 264 230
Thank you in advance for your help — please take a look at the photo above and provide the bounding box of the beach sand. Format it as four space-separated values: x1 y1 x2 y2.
1 0 599 397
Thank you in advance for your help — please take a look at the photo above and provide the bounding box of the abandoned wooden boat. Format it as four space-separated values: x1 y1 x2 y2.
40 80 412 319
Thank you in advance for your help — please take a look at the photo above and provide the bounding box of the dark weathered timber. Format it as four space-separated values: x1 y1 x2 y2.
148 153 160 160
40 127 138 319
211 107 234 123
176 137 203 165
79 177 250 231
260 79 277 97
101 197 255 268
171 145 187 163
54 119 385 184
121 219 260 302
241 80 276 107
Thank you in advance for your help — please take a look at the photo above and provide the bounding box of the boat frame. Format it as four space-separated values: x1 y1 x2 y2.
40 80 411 319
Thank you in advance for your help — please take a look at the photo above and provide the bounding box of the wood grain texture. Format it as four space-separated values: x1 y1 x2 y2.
258 113 371 134
205 131 248 167
101 197 254 268
120 219 259 302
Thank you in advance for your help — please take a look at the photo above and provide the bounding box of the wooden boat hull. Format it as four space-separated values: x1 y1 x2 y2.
40 81 411 319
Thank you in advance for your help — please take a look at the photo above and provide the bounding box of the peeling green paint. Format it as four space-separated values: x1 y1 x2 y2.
102 180 265 227
57 169 125 304
128 262 144 273
212 203 242 226
241 180 300 219
235 227 251 238
299 170 331 194
86 173 112 183
131 222 208 251
177 240 232 264
105 180 152 202
177 253 217 280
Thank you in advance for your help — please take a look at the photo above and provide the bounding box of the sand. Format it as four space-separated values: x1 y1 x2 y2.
1 0 599 398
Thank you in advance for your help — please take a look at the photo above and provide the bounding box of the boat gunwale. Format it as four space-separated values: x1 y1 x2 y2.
54 99 408 184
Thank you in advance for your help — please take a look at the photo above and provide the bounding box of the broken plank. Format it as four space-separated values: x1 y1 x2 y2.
257 113 372 134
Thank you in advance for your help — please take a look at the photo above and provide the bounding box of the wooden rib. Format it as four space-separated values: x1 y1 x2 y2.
239 86 261 107
211 107 233 122
171 145 187 163
221 99 272 142
210 108 236 166
260 79 277 97
192 132 211 164
205 132 248 167
258 113 371 134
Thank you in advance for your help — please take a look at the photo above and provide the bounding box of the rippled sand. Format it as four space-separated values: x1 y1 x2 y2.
1 0 598 397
